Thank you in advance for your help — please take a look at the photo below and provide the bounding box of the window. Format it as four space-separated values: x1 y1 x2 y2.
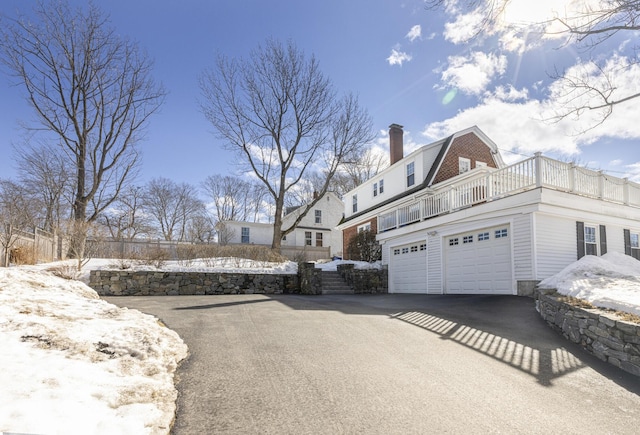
316 233 323 247
419 243 426 251
315 210 322 224
402 247 409 254
459 157 471 174
379 179 384 194
625 229 640 260
463 235 473 244
410 245 418 252
373 182 378 197
358 222 371 233
352 194 358 213
394 248 400 255
584 225 597 255
495 228 508 238
449 238 459 246
305 231 312 246
478 232 490 241
406 162 415 187
241 227 250 244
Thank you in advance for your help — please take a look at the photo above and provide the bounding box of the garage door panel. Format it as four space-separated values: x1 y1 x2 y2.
445 225 513 294
390 241 427 294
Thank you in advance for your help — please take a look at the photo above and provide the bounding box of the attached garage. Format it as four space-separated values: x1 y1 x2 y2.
390 241 427 293
444 224 513 294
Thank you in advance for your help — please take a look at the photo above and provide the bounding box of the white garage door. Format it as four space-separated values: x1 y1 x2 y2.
390 241 427 293
445 225 513 294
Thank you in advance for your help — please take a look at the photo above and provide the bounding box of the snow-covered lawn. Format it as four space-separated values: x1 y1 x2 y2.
0 267 188 434
538 252 640 318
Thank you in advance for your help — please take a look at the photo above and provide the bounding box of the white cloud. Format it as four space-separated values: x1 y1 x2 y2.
443 0 607 53
609 159 623 166
387 48 412 66
443 9 484 44
440 51 507 95
493 85 528 102
624 162 640 183
423 55 640 162
406 25 422 42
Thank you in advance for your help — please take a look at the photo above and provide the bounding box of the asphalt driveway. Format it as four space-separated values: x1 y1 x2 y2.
106 294 640 434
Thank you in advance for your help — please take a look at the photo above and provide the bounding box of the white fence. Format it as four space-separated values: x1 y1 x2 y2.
379 153 640 232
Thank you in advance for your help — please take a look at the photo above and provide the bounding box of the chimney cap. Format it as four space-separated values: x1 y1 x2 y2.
389 123 404 130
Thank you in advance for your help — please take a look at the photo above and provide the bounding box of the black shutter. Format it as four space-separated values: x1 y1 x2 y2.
624 229 632 256
576 221 585 259
599 225 607 255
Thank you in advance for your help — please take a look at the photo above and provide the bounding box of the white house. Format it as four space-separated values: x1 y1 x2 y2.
338 124 640 295
220 191 344 260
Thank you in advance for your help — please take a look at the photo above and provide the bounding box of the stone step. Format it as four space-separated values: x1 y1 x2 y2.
321 271 353 295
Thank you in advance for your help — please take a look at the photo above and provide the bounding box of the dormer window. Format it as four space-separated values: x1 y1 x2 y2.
406 162 415 187
459 157 471 174
352 194 358 213
379 179 384 194
373 182 378 197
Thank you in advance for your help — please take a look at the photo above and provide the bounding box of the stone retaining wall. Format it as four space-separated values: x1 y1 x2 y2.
298 262 322 295
90 270 299 296
337 264 388 294
536 290 640 377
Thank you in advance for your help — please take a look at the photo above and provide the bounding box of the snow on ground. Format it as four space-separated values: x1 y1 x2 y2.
538 252 640 317
0 267 188 435
34 258 299 284
313 259 382 271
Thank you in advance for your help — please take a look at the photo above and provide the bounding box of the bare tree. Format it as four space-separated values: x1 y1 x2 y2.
201 174 269 223
186 211 216 244
200 39 375 251
14 141 72 233
0 180 37 266
426 0 640 128
0 2 165 247
99 186 152 240
143 177 204 241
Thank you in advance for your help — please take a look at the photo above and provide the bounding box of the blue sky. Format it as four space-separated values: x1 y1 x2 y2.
1 0 640 187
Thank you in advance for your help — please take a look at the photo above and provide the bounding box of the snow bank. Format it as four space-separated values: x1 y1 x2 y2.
538 252 640 317
0 268 188 434
313 259 382 271
35 258 298 284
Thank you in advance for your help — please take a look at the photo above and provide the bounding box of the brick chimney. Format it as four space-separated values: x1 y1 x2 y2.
389 123 404 165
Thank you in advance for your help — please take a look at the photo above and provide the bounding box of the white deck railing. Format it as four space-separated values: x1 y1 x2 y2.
378 153 640 232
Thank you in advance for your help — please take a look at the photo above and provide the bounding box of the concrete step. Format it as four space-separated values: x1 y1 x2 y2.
321 271 353 295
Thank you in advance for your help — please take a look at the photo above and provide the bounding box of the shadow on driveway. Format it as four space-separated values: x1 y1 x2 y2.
263 294 640 392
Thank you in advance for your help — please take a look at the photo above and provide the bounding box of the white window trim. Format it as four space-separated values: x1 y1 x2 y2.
584 224 598 255
406 161 415 187
459 157 471 174
357 222 371 233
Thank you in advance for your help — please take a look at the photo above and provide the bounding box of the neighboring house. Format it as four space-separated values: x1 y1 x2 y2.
338 124 640 295
220 191 344 260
